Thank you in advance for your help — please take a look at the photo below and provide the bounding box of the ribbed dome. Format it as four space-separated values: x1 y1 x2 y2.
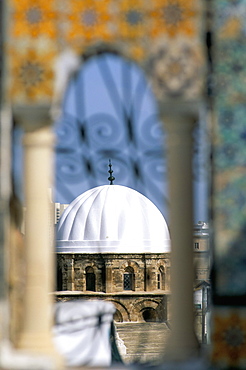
56 185 170 253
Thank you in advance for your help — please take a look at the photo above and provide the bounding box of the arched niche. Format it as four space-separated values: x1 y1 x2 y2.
142 307 158 322
113 309 123 323
106 299 130 322
132 299 161 322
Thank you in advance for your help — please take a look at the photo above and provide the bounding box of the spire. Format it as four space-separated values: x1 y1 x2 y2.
108 159 115 185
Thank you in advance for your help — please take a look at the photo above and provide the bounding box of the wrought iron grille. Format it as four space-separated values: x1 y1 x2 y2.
124 273 133 291
53 52 169 219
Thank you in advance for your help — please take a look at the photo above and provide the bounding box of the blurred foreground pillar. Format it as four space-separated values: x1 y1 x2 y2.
0 106 12 345
20 127 54 351
14 108 62 366
162 108 200 361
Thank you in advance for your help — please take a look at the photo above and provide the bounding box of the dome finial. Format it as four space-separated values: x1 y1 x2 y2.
108 159 115 185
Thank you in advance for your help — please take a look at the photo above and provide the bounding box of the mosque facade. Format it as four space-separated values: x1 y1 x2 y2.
54 183 210 323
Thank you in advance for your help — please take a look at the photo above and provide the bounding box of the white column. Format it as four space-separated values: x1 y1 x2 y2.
18 126 61 364
162 109 199 361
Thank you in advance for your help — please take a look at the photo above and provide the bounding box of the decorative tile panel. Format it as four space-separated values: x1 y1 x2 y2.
9 47 55 103
11 0 58 39
213 0 246 298
7 0 206 105
211 307 246 369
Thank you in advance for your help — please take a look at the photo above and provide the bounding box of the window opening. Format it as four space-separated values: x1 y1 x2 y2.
56 264 63 291
123 266 135 291
157 273 161 289
124 273 133 290
86 266 96 291
158 265 165 290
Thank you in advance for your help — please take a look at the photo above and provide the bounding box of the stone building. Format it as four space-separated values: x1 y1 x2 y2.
56 183 171 322
55 183 210 323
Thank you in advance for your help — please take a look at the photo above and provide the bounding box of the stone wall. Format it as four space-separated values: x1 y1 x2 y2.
56 245 209 324
56 253 171 294
55 292 171 323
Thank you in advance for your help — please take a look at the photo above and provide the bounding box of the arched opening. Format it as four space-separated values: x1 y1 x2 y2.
52 52 169 219
123 266 135 291
142 308 158 322
108 300 130 322
85 266 96 291
113 309 123 323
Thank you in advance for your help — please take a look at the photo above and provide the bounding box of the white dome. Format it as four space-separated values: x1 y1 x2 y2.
56 185 170 253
